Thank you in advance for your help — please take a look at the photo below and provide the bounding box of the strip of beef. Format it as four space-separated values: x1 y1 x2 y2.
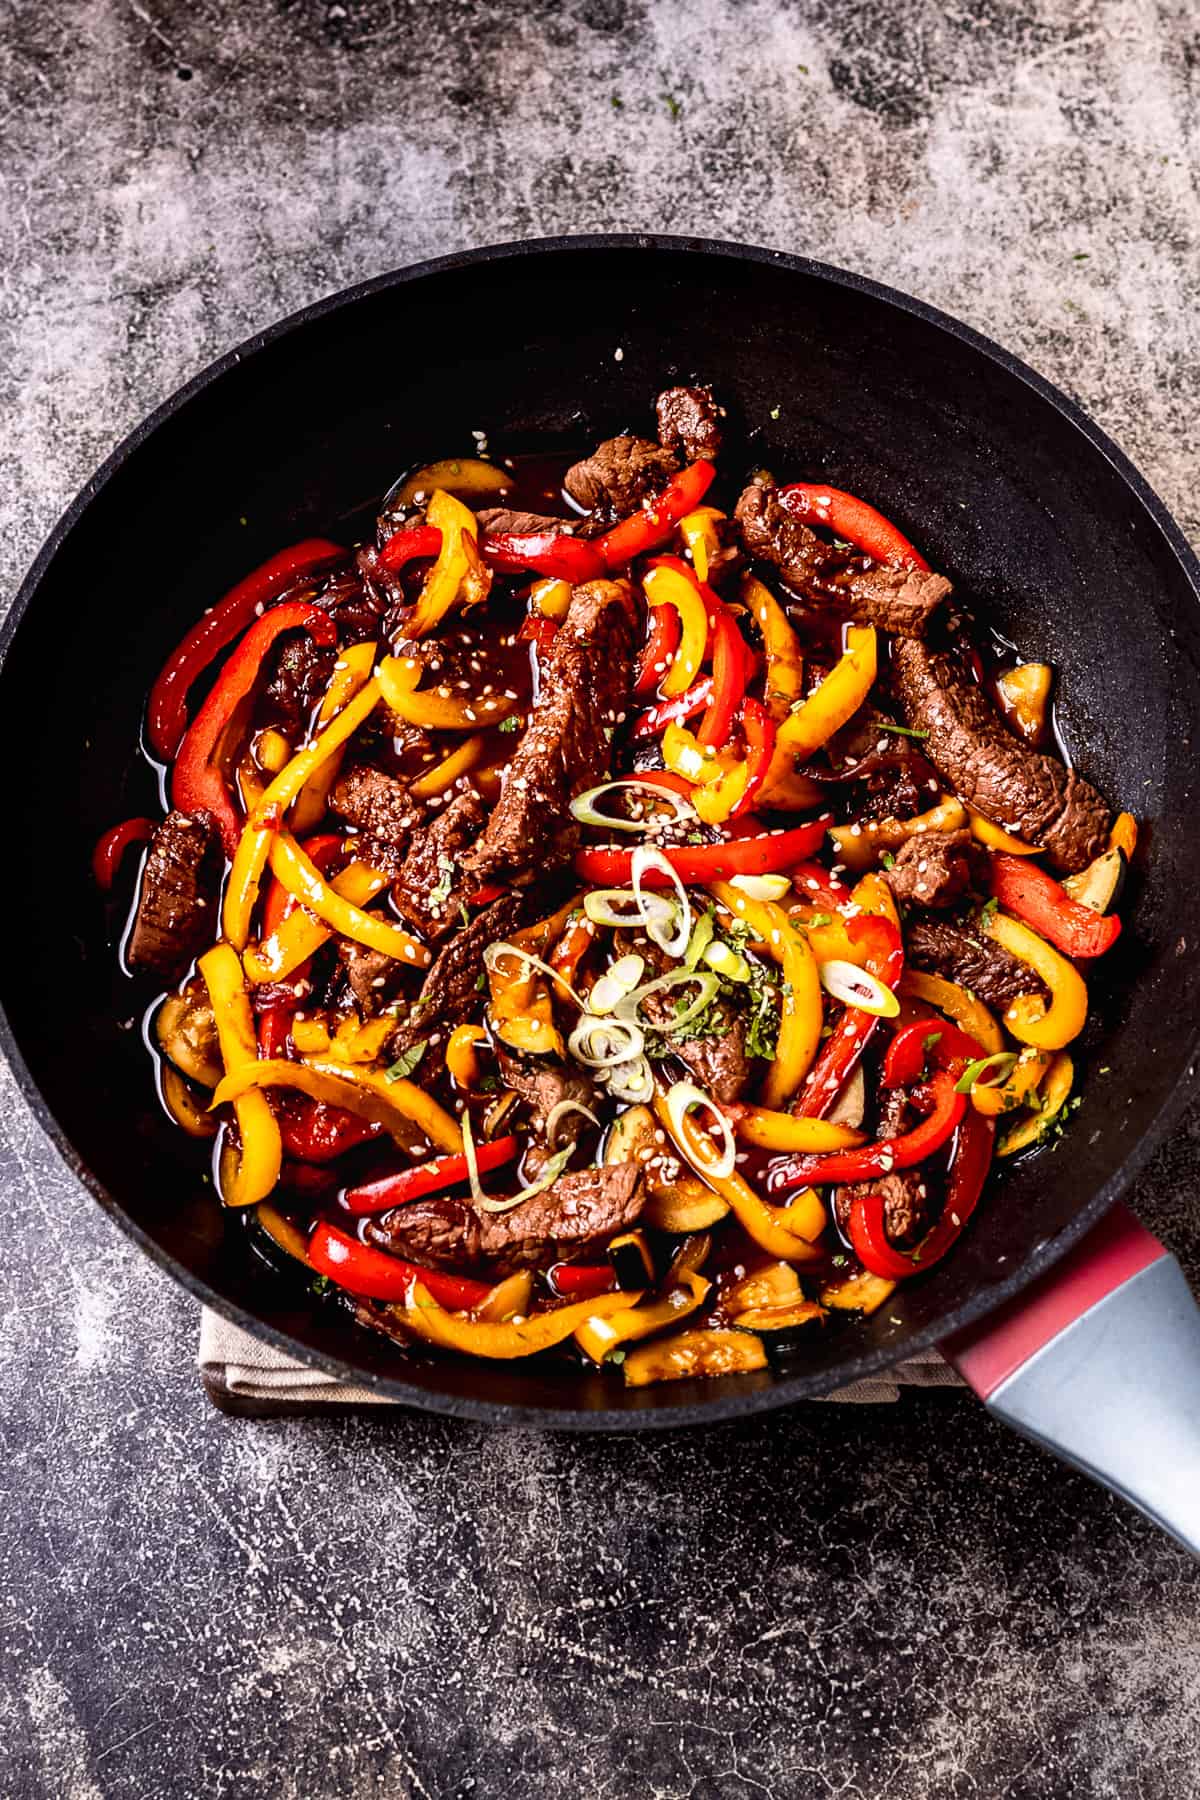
905 917 1046 1009
835 1090 929 1247
734 480 951 638
329 764 424 876
564 436 678 520
890 638 1109 873
459 580 636 888
655 385 723 462
626 935 752 1105
365 1162 645 1275
820 707 942 823
475 507 578 537
496 1047 597 1146
883 828 984 910
259 629 337 739
387 893 523 1063
337 942 407 1016
127 811 220 981
391 789 488 942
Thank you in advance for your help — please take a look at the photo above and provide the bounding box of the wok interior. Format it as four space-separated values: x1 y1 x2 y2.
5 242 1200 1416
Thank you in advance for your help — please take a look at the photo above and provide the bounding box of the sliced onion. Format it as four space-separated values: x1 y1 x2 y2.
544 1097 602 1146
615 968 720 1033
485 940 583 1008
819 958 900 1018
606 1056 654 1103
632 846 691 956
954 1051 1018 1095
665 1080 737 1181
570 779 697 833
702 940 751 983
583 889 678 936
568 1014 646 1068
730 873 792 902
588 954 646 1015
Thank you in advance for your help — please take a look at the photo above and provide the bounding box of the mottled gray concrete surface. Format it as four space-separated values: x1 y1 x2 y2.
2 1 1200 1795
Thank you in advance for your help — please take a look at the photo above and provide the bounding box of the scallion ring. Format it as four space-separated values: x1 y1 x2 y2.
664 1080 737 1181
954 1051 1018 1095
614 968 720 1033
583 889 677 935
588 954 646 1016
567 1014 646 1069
605 1056 654 1103
631 845 691 956
702 940 751 983
818 958 900 1019
484 940 584 1009
729 873 792 901
570 778 697 834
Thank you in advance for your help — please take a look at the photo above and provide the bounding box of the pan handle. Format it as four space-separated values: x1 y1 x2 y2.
940 1205 1200 1557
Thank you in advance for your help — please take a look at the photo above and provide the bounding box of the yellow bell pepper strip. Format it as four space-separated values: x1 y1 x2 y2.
213 1056 463 1152
400 1279 640 1359
851 867 901 930
997 1051 1074 1156
255 1202 314 1268
759 624 877 803
475 1269 535 1323
486 895 580 1058
679 506 725 584
642 559 712 698
409 733 486 801
378 654 517 732
290 641 377 834
651 1084 828 1257
831 796 969 873
708 880 823 1106
199 944 282 1208
446 1023 488 1090
971 1046 1052 1117
621 1327 768 1386
979 910 1089 1050
327 1013 395 1065
291 1017 332 1055
898 969 1005 1055
693 700 777 826
266 833 432 970
244 860 388 983
1110 812 1137 859
662 719 726 787
160 1065 218 1139
742 573 804 720
996 662 1052 741
530 576 572 620
405 488 491 637
966 804 1040 856
732 1105 866 1153
255 728 292 774
733 1300 826 1333
574 1269 712 1364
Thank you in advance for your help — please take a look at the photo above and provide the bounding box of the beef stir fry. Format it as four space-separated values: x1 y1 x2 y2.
95 386 1135 1386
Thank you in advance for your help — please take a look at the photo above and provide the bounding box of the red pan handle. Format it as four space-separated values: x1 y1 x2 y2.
940 1205 1200 1556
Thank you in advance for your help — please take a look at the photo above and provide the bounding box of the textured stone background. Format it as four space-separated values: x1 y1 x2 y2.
3 2 1200 1795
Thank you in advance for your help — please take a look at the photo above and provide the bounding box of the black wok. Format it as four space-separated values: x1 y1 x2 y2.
5 238 1200 1540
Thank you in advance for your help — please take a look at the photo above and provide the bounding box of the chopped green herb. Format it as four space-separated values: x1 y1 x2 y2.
922 1031 943 1056
1072 251 1090 261
797 62 809 74
610 94 624 110
686 830 708 845
498 713 521 734
880 852 896 870
606 1348 627 1364
459 902 471 927
478 1075 499 1094
661 90 682 120
310 1274 333 1297
474 972 488 993
431 853 456 906
769 405 781 421
386 1040 428 1083
805 911 833 928
877 723 930 740
979 896 999 925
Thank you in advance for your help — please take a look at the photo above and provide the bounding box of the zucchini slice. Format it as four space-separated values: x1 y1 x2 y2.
997 1052 1075 1156
622 1328 768 1386
642 1178 730 1232
819 1268 897 1314
609 1230 656 1290
1063 847 1126 916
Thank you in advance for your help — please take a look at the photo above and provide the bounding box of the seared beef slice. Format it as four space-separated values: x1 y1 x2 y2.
127 811 219 981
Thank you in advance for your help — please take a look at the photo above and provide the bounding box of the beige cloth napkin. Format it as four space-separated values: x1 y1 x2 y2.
199 1309 963 1407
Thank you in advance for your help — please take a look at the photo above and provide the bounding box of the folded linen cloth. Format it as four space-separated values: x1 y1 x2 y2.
200 1309 964 1410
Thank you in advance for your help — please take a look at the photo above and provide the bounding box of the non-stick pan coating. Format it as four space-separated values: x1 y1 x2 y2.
4 237 1199 1426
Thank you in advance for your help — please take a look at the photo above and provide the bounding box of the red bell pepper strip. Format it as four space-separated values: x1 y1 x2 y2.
377 524 443 573
777 484 928 571
548 1262 616 1300
882 1017 984 1088
310 1221 494 1308
280 1104 383 1163
696 608 748 749
379 522 604 584
92 816 155 890
257 1003 295 1060
633 600 682 696
170 601 337 856
630 674 713 740
483 530 604 583
341 1135 521 1215
466 883 509 907
595 461 717 569
549 913 596 990
848 1107 995 1280
574 816 832 887
729 697 776 817
794 911 904 1118
516 614 560 655
790 861 853 911
769 1070 966 1192
988 855 1122 959
146 538 342 761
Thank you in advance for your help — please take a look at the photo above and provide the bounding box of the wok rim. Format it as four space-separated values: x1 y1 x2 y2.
5 231 1200 1429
